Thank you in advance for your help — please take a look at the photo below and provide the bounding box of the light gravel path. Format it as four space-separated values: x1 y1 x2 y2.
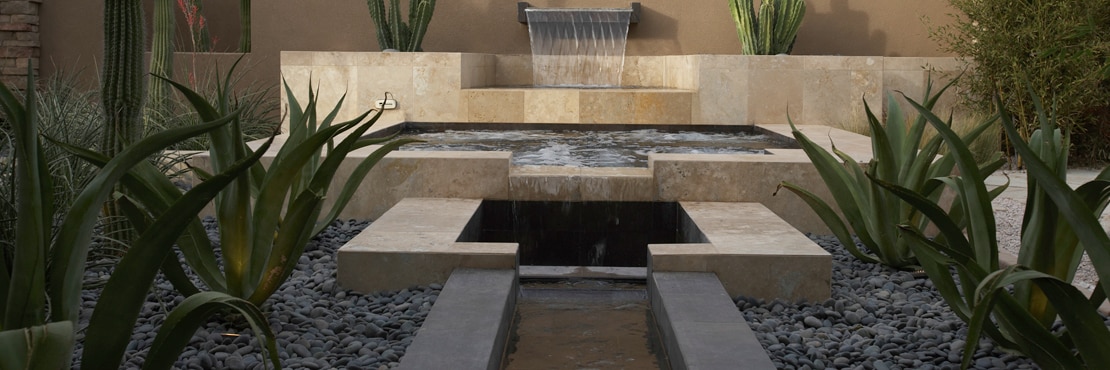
987 168 1104 295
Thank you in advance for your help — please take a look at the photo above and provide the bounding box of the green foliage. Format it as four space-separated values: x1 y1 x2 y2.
239 0 252 52
145 65 278 151
0 66 258 369
81 65 414 368
728 0 806 55
777 77 1002 269
876 87 1110 369
0 70 104 258
367 0 436 52
160 67 415 305
931 0 1110 164
149 0 175 116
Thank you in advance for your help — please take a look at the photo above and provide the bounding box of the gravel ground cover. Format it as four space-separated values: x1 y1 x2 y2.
72 219 440 370
67 208 1105 369
737 234 1047 370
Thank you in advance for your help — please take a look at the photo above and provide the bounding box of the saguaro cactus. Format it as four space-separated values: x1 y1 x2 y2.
240 0 251 52
729 0 806 55
102 0 145 154
149 0 174 112
367 0 436 51
101 0 146 250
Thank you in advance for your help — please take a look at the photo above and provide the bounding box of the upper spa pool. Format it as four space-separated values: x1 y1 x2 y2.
375 123 798 168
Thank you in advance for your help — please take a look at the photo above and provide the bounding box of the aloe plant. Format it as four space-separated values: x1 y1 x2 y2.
728 0 806 55
875 87 1110 369
777 76 1002 269
367 0 436 51
0 66 265 369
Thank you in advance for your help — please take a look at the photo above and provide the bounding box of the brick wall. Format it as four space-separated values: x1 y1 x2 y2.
0 0 39 91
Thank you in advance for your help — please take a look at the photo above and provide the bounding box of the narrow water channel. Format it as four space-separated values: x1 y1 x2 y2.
503 280 670 370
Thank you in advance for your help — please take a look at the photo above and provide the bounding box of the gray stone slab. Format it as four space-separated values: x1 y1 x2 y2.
651 272 775 370
398 268 517 370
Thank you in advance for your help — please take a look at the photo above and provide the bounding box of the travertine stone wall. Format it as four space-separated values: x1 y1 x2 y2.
0 0 39 90
281 52 964 130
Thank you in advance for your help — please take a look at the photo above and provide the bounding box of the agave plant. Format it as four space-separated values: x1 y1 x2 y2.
875 87 1110 369
777 76 1003 269
0 66 269 369
80 60 415 367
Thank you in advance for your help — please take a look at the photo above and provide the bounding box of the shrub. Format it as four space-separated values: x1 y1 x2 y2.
930 0 1110 164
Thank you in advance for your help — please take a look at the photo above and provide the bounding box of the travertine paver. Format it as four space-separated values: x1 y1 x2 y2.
336 198 517 293
650 201 831 302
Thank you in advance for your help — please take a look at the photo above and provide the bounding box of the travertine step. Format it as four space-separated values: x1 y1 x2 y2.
461 87 695 124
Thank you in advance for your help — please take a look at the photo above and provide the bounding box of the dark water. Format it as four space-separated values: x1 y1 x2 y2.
503 280 669 370
396 128 784 167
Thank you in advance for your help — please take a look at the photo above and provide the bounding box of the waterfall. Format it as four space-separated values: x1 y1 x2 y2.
525 8 633 87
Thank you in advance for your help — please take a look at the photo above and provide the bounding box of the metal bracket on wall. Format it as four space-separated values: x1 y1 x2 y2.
517 2 641 24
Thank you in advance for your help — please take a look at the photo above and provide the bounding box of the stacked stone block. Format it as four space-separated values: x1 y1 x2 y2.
0 0 40 90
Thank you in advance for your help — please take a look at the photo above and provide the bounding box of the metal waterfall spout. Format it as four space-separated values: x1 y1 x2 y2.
524 7 633 87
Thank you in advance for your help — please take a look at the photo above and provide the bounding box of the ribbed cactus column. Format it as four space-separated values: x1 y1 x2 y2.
729 0 806 55
102 0 145 154
149 0 174 114
366 0 436 51
100 0 146 249
239 0 251 52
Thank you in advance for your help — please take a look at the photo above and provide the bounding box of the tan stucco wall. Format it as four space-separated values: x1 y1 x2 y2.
41 0 957 85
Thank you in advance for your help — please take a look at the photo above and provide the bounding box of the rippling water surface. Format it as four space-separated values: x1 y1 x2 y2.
397 129 779 167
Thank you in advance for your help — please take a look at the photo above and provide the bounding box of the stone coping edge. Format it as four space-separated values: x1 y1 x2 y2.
397 268 518 370
651 272 776 370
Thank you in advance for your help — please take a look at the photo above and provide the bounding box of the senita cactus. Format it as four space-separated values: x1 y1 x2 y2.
367 0 436 51
729 0 806 55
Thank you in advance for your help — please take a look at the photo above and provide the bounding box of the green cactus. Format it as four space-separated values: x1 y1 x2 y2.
149 0 174 113
367 0 436 51
240 0 251 52
102 0 145 155
101 0 146 251
729 0 806 55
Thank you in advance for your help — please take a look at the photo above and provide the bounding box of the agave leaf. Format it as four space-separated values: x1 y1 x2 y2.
48 103 243 326
998 96 1110 310
46 139 224 293
1 66 51 329
247 190 322 305
880 93 908 170
902 93 998 269
143 292 281 370
0 321 75 370
968 268 1084 370
315 137 421 235
776 182 880 264
80 136 274 370
863 98 898 181
786 121 872 249
896 226 973 320
245 114 366 287
1000 269 1110 367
